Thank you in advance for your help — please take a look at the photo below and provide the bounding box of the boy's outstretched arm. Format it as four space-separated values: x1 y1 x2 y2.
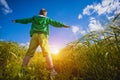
12 18 32 24
47 18 70 28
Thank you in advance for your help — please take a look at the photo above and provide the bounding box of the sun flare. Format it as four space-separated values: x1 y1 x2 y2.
51 48 60 54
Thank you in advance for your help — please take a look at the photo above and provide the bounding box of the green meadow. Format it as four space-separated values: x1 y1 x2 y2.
0 14 120 80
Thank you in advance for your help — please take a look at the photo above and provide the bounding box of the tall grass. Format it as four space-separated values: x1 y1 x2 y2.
0 14 120 80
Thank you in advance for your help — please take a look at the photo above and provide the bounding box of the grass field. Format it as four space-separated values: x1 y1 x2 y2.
0 14 120 80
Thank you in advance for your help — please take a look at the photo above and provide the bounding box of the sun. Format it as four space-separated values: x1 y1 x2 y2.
50 47 60 55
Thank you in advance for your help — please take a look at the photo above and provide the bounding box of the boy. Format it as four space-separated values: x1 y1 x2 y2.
12 8 70 78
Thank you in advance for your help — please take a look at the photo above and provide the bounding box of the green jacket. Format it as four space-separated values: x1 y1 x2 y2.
15 15 65 37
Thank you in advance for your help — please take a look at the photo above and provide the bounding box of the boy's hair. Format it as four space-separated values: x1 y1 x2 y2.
39 8 47 15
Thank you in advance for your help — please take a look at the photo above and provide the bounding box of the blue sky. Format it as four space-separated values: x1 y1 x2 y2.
0 0 120 49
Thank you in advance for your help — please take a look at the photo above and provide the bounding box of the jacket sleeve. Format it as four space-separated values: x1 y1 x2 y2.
47 18 65 28
15 18 33 24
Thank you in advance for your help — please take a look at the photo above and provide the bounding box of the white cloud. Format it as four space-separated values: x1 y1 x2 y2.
20 42 29 48
106 15 115 20
88 17 104 32
83 5 94 15
72 25 79 33
83 0 120 19
72 25 87 35
0 0 12 14
94 3 107 15
78 14 82 19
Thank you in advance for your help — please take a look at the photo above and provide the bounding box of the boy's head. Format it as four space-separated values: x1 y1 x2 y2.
39 8 47 16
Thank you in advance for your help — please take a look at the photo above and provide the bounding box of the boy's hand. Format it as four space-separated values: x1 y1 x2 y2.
64 25 70 28
12 20 16 23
